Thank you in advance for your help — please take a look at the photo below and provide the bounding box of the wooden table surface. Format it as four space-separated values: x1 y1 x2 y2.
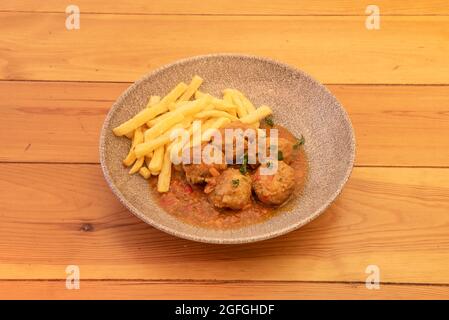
1 0 448 299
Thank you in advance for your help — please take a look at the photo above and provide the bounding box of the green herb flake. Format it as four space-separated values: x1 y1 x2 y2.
278 150 284 161
266 161 272 168
239 153 248 175
293 135 305 149
232 179 240 188
265 116 274 127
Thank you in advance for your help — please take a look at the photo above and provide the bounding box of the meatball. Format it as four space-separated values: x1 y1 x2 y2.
265 137 294 164
218 121 258 164
208 168 252 210
182 143 227 184
252 161 296 205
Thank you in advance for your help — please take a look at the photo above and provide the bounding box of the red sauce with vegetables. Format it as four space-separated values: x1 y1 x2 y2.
149 124 308 229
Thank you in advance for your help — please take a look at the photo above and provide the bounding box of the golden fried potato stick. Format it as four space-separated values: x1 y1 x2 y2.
148 145 165 173
233 89 259 126
113 82 188 136
146 95 210 128
223 89 247 118
139 167 151 179
239 105 273 124
123 151 137 167
178 75 203 101
123 126 144 167
201 117 232 142
195 110 238 121
124 131 134 139
144 113 184 141
147 95 161 108
157 146 172 192
135 128 176 157
129 156 144 174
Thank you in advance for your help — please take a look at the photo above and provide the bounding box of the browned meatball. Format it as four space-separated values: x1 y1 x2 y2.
182 143 227 184
208 168 252 210
217 121 258 164
265 137 294 164
252 161 296 205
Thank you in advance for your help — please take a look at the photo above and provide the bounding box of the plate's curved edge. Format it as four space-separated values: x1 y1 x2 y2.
99 53 356 244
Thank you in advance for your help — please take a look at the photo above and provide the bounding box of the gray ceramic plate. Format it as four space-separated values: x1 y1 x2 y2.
99 54 355 244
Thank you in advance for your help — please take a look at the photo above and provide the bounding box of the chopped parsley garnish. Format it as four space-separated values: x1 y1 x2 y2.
265 116 274 127
239 153 248 175
266 161 272 168
293 135 305 149
232 179 240 188
278 150 284 161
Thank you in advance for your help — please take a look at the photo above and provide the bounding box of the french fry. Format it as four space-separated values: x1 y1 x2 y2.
234 89 256 113
146 95 210 128
167 102 177 111
195 110 238 121
113 82 187 136
170 100 190 111
178 75 203 101
223 91 233 104
223 89 247 118
195 92 235 112
201 117 231 142
144 113 184 141
135 123 186 157
147 95 161 108
194 90 205 99
123 126 144 166
157 147 172 192
172 119 202 151
129 156 144 174
124 131 134 139
158 82 188 106
133 126 144 145
239 105 273 124
145 155 152 167
234 89 259 126
135 135 168 157
187 118 217 148
182 115 194 128
211 99 237 112
148 145 164 172
123 151 137 167
139 167 151 179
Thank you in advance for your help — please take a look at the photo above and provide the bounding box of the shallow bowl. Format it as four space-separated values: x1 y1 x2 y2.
99 54 356 244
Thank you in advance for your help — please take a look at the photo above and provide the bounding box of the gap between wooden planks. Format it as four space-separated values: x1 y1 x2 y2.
0 13 448 83
1 81 448 167
1 0 448 15
0 280 448 300
0 164 448 283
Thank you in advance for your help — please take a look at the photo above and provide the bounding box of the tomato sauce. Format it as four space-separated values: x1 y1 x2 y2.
149 125 308 229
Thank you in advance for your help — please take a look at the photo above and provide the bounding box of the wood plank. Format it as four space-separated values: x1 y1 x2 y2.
2 81 449 166
0 13 448 84
1 0 448 15
1 280 448 300
0 164 448 283
0 81 125 163
337 85 449 167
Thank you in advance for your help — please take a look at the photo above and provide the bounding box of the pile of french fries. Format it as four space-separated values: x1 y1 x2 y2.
113 75 273 193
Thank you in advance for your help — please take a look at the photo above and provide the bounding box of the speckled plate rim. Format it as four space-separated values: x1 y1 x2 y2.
99 53 356 244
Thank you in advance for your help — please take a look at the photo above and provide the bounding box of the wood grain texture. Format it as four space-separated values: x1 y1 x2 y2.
2 81 449 166
1 0 448 15
1 1 448 299
0 164 448 283
1 13 448 84
1 280 448 300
